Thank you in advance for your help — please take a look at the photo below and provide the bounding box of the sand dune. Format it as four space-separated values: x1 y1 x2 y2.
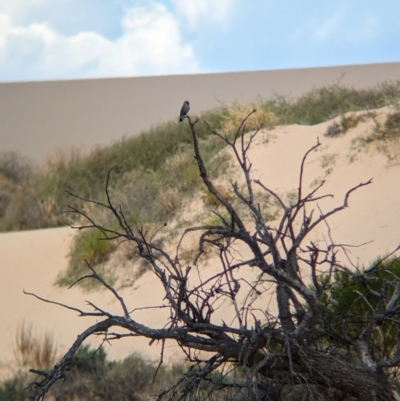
1 62 400 161
1 63 400 380
1 106 399 379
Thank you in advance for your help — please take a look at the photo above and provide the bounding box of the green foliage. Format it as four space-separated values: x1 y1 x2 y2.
70 228 113 267
56 228 116 290
71 344 108 373
0 375 28 401
261 81 400 126
0 343 186 401
321 257 400 361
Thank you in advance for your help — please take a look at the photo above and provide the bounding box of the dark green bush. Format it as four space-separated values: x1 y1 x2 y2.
321 257 400 362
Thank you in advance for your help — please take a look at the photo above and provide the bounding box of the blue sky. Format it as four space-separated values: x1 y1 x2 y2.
0 0 399 82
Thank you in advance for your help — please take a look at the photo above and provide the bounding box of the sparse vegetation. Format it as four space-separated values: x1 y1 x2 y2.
56 228 117 290
264 81 400 126
14 322 58 370
201 184 234 208
1 335 187 401
352 110 400 161
320 152 338 176
341 112 360 131
325 112 365 137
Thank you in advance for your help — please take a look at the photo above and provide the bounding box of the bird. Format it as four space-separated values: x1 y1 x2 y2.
179 100 190 123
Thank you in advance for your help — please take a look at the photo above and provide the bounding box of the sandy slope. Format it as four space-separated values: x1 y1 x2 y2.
1 108 400 379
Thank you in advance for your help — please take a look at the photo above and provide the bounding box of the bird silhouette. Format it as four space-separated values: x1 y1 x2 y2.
179 100 190 123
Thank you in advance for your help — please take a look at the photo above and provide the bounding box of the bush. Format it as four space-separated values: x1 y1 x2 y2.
0 342 186 401
0 375 28 401
321 257 400 362
56 228 116 290
222 103 276 137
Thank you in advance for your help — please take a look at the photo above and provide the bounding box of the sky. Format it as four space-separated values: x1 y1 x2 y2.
0 0 399 82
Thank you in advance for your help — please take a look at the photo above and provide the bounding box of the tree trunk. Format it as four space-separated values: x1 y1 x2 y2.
305 350 400 401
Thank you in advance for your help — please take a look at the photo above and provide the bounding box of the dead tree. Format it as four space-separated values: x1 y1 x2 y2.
27 113 400 401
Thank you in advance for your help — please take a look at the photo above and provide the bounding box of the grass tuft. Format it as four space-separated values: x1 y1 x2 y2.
222 103 277 136
14 322 58 369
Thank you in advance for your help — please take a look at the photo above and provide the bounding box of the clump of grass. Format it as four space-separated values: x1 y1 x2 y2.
341 113 360 131
201 184 234 208
14 322 58 369
222 103 276 137
0 152 33 227
352 111 400 161
325 121 344 138
320 153 338 176
325 112 363 137
1 339 187 401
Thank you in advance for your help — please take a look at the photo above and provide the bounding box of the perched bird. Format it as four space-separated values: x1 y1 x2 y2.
179 100 190 123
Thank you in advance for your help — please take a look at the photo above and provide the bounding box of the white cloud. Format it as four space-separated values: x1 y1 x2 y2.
312 6 345 42
289 5 380 47
172 0 234 30
0 2 199 81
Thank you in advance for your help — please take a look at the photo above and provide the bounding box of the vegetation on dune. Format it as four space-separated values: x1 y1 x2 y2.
264 80 400 126
351 110 400 161
1 324 187 401
1 81 400 289
1 81 399 233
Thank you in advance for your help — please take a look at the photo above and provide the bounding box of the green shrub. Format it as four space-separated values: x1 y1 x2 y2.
56 228 115 290
50 346 185 401
0 375 29 401
71 344 108 373
321 257 400 361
